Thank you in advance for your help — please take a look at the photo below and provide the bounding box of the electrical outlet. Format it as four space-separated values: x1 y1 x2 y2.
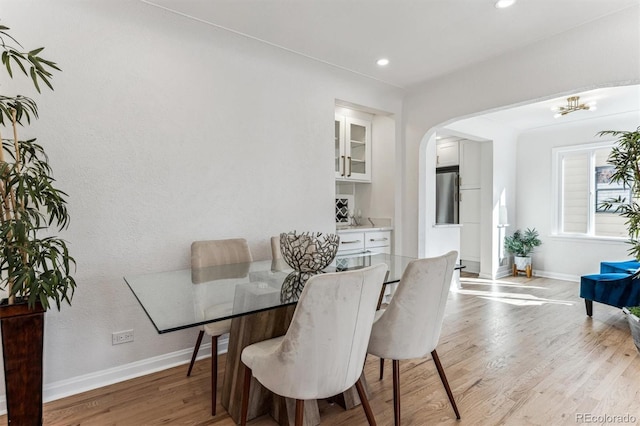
112 329 134 345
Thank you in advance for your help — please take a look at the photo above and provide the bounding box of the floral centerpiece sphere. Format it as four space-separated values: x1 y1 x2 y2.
279 231 339 272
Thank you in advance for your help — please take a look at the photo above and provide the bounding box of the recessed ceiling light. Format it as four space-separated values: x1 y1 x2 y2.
495 0 516 8
376 58 389 66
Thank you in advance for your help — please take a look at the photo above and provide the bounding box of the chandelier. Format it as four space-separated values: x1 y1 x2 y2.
552 96 596 118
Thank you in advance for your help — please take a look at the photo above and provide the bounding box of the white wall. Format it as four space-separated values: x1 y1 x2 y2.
0 0 403 404
403 6 640 263
517 112 640 280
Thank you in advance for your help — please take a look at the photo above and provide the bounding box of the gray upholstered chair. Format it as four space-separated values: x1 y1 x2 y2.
187 238 253 416
367 251 460 425
240 264 388 426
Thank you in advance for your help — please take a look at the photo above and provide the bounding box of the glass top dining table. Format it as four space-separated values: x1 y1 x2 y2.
124 252 416 334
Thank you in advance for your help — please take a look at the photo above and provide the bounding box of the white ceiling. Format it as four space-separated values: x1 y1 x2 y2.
145 0 639 89
473 84 640 131
144 0 640 130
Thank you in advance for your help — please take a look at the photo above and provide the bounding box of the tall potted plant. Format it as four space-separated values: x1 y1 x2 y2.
598 127 640 353
0 23 75 425
504 228 541 277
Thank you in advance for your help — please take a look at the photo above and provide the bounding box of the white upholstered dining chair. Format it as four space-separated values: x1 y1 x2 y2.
367 250 460 425
187 238 253 416
240 263 388 426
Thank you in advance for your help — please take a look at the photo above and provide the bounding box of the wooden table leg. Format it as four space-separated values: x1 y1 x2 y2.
329 371 370 410
221 303 367 425
221 305 320 425
271 396 320 426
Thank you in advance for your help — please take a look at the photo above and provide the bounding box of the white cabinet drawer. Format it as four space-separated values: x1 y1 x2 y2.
367 246 391 255
365 231 391 249
338 232 365 252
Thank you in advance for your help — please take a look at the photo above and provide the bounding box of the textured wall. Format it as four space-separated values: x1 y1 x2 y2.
0 0 403 397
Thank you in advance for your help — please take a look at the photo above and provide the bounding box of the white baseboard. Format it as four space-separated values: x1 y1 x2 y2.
471 268 578 282
475 265 511 280
496 264 512 278
0 336 229 415
460 260 480 273
531 269 580 283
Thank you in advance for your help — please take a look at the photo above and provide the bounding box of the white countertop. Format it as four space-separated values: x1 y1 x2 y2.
336 226 393 233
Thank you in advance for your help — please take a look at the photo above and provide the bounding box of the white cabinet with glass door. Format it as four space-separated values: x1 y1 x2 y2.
335 114 372 182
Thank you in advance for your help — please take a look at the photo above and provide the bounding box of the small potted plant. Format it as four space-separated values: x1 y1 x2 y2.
504 228 542 277
622 306 640 353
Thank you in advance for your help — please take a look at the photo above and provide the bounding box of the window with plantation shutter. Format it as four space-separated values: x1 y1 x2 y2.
553 142 629 239
561 152 589 233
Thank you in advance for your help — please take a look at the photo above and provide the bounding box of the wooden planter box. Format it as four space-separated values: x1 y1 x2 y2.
0 300 45 426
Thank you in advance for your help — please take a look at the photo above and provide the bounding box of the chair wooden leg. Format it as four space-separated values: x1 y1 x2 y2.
379 358 384 380
211 335 219 416
295 399 304 426
355 377 377 426
240 365 252 426
392 359 400 426
431 350 460 419
585 299 593 317
377 286 385 310
187 330 204 377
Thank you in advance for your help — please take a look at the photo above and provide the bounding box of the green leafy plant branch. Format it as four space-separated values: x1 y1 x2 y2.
1 24 59 95
628 306 640 317
598 128 640 260
0 23 75 310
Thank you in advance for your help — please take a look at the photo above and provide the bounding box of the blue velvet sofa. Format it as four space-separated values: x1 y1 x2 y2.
580 260 640 316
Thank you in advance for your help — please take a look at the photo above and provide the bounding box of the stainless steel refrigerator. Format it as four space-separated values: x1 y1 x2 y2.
436 166 459 224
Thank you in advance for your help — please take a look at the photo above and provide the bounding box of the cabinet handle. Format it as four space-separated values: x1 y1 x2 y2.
341 155 345 176
342 240 361 244
347 156 352 177
369 238 388 242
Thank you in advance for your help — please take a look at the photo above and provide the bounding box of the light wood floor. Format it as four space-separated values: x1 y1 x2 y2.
6 275 640 425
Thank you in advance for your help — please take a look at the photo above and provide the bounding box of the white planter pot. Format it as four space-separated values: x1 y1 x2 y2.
514 256 531 271
623 308 640 353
